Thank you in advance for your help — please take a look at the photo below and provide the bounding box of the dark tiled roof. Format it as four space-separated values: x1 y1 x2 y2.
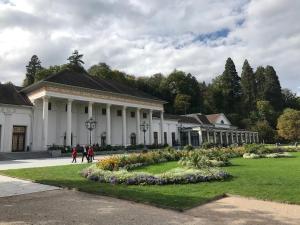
196 114 212 125
0 83 32 106
32 69 164 102
152 112 200 124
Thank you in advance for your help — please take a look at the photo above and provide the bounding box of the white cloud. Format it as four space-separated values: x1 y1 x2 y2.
0 0 299 95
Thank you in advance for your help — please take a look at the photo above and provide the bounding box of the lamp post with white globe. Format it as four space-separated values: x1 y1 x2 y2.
140 121 149 150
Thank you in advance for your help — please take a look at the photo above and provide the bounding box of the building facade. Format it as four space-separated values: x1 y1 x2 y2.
0 70 258 152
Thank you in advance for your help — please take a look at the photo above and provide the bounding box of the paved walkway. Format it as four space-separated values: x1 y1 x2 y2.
0 175 59 198
0 156 105 171
0 189 299 225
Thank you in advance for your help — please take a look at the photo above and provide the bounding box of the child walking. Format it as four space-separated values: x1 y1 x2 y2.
71 147 77 163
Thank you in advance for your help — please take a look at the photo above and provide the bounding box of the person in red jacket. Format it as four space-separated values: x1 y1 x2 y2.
71 147 77 163
87 146 94 163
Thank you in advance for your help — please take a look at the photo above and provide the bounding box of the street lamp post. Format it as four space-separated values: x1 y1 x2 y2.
140 121 149 150
85 118 97 146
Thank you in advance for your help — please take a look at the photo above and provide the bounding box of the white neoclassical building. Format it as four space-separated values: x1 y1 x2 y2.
0 70 258 152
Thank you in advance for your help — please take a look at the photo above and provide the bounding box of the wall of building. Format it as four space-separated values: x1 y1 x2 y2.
31 99 180 150
0 105 32 152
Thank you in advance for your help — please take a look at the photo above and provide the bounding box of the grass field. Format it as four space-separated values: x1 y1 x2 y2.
1 152 300 210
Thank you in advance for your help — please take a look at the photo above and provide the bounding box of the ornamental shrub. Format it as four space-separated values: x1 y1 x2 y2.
96 148 184 171
82 166 230 185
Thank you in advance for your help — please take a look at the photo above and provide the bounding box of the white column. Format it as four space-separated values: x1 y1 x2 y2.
122 106 127 147
226 132 229 145
213 131 217 144
106 104 111 145
66 99 72 147
231 132 234 144
236 132 239 143
256 133 259 143
220 132 223 145
198 130 203 146
188 131 191 145
207 130 210 143
136 108 141 145
88 102 93 144
245 133 248 143
149 109 153 145
42 96 49 150
160 111 164 145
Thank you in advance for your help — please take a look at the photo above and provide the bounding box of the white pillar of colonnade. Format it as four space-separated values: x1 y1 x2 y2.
106 104 111 145
88 101 93 145
136 108 141 145
66 99 73 147
42 96 49 150
160 111 164 145
122 106 127 147
149 109 153 145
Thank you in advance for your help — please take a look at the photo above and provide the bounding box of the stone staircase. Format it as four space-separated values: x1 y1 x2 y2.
0 151 51 161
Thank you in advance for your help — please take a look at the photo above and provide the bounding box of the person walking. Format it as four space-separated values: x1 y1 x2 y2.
71 147 77 163
87 146 94 163
82 145 88 162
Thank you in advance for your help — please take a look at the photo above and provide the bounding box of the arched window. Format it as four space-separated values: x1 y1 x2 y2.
130 133 136 146
220 120 224 124
101 132 106 146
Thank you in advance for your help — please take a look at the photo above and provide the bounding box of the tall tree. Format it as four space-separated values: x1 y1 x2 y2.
241 59 256 114
259 66 283 110
23 55 42 86
255 66 266 100
67 50 84 70
218 57 241 113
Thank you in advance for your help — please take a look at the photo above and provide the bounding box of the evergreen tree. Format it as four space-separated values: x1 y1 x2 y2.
23 55 42 86
255 66 266 100
67 50 84 70
219 57 241 113
263 66 283 111
241 59 256 114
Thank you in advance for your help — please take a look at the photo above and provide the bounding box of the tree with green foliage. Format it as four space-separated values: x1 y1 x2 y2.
255 66 266 100
174 94 191 114
252 120 276 143
282 89 300 110
260 66 283 111
277 108 300 142
35 64 68 82
23 55 43 86
241 59 256 114
67 50 85 70
218 57 241 113
88 62 113 79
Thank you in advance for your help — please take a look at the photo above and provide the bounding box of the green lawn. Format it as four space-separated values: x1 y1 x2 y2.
1 152 300 210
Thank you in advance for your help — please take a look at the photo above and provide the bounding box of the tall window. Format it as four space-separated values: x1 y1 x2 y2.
130 133 136 146
153 132 158 146
101 132 106 146
117 110 122 116
130 111 135 118
143 112 147 118
102 108 106 115
171 132 176 146
84 106 88 114
48 102 52 110
164 132 167 145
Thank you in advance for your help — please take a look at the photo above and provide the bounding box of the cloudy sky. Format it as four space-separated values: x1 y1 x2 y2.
0 0 299 95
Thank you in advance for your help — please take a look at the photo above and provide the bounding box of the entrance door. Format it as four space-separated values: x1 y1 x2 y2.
12 126 26 152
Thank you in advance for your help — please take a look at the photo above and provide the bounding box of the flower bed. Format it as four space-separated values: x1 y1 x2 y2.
82 165 230 185
243 152 293 159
